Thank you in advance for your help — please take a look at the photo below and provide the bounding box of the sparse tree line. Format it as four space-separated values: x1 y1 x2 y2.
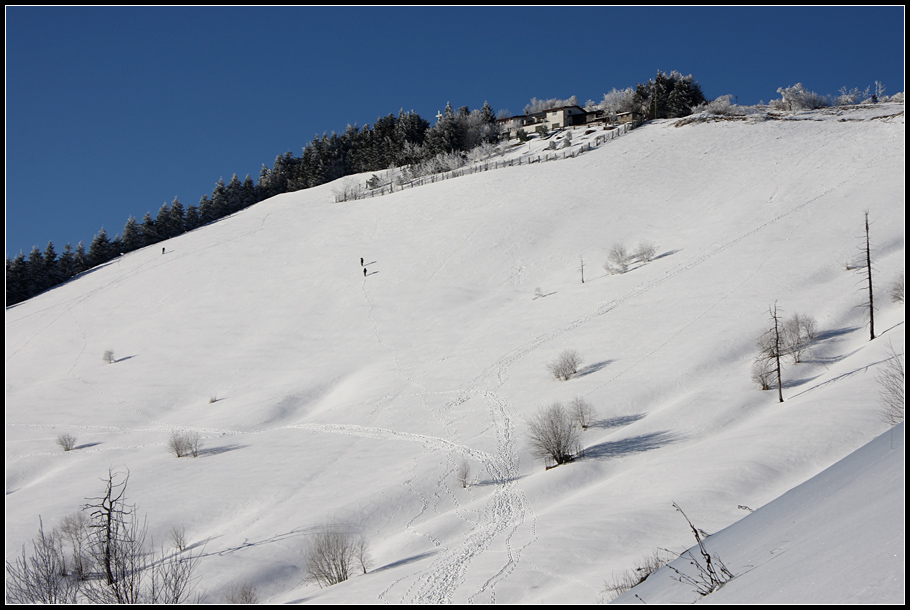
752 212 904 425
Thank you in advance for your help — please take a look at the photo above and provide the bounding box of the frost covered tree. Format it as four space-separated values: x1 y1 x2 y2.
527 403 581 468
773 83 829 111
548 349 583 381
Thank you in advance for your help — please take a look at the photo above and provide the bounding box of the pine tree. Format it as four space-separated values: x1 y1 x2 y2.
88 228 114 267
155 202 173 239
141 212 159 245
184 205 201 232
168 197 186 236
43 241 61 288
58 243 77 280
27 245 47 296
121 216 144 252
73 242 88 275
6 252 28 305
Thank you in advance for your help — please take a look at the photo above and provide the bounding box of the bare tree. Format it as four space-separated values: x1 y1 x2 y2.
168 430 201 458
890 271 904 304
569 396 596 430
5 517 79 604
757 303 785 402
782 312 817 363
57 511 92 580
456 459 472 488
527 403 580 468
750 358 775 391
860 211 876 341
634 241 657 263
103 349 116 364
80 470 202 603
304 523 370 588
878 341 904 426
548 349 582 381
605 243 632 275
57 433 78 452
225 582 259 604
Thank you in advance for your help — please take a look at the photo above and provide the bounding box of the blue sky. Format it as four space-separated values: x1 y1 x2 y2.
5 6 905 260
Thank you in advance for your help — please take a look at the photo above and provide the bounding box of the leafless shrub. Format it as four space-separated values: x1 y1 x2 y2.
304 523 371 588
57 433 78 452
663 502 733 596
170 525 187 552
751 358 775 391
527 403 580 468
103 349 115 364
548 349 582 381
168 430 201 458
225 581 259 604
782 312 817 363
57 511 92 580
605 243 632 274
891 271 904 304
604 548 672 601
878 341 904 426
5 517 79 604
456 459 472 488
634 241 657 263
568 396 596 430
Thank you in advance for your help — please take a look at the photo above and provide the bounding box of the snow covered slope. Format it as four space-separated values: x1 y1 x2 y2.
5 103 904 604
613 424 903 604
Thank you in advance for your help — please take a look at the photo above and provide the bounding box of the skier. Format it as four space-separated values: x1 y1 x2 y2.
162 247 165 255
364 267 367 277
361 257 364 266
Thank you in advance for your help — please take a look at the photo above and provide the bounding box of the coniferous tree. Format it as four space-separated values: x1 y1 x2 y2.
155 202 173 240
141 212 159 245
168 197 186 237
27 246 47 296
73 242 88 275
184 204 201 232
211 178 228 219
88 228 114 267
121 216 144 252
241 174 257 208
6 252 28 305
198 194 215 225
43 241 61 288
58 243 77 281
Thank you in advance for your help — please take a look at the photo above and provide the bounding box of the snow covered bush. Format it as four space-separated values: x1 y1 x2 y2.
527 403 580 468
772 83 830 111
691 94 749 116
548 349 582 381
634 241 657 263
605 243 632 275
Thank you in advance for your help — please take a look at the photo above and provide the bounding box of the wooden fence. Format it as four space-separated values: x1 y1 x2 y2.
334 122 633 203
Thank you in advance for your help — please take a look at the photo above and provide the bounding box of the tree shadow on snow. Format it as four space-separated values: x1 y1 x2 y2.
372 551 438 574
590 413 646 430
575 360 614 378
582 430 681 461
198 443 249 457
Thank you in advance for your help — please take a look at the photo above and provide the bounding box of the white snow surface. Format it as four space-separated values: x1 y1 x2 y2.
6 103 905 604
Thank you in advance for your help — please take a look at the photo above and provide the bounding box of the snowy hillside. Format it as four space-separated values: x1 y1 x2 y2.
5 103 904 604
